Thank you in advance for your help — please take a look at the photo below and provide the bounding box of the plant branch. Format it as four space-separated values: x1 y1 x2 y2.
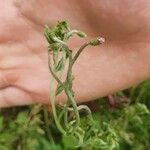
65 47 73 89
49 78 66 135
64 88 80 127
72 42 90 65
48 52 63 85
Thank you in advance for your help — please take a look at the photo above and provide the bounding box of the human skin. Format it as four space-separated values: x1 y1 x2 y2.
0 0 150 107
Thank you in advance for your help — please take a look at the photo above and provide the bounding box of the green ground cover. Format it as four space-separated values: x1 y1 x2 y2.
0 80 149 150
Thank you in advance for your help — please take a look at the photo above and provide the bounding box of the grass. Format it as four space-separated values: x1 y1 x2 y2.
0 80 149 150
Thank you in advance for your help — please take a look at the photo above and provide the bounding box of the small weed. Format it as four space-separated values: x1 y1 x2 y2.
44 21 105 147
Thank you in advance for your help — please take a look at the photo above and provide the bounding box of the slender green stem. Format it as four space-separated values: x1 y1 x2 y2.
64 87 80 127
63 43 91 130
64 108 69 129
51 103 66 134
48 52 63 85
53 51 58 69
65 30 78 39
65 47 73 89
58 104 69 129
72 42 90 65
49 79 66 135
48 53 66 134
43 105 54 143
58 104 67 121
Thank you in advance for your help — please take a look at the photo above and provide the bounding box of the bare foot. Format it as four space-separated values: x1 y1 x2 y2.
0 0 149 107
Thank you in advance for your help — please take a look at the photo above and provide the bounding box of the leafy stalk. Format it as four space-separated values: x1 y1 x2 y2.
44 21 105 145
